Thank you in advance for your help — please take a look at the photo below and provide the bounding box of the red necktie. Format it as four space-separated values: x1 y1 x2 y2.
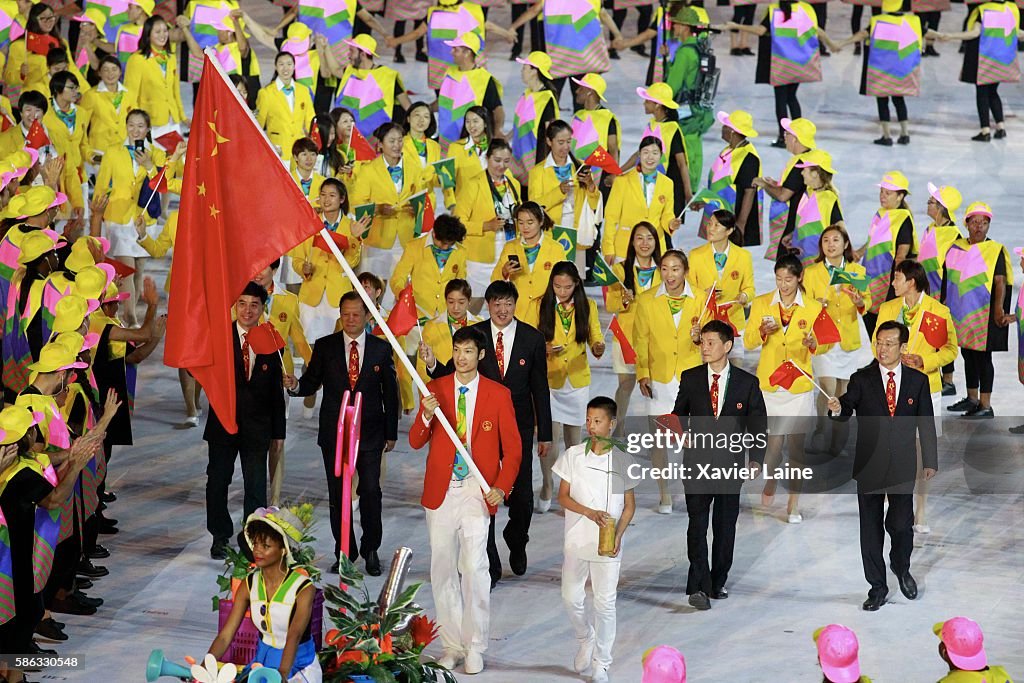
886 371 896 417
348 340 360 389
711 373 720 418
495 331 505 377
241 334 251 379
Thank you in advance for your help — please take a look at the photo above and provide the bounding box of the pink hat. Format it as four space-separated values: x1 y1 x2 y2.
934 618 987 671
81 331 100 351
814 625 861 683
964 201 993 219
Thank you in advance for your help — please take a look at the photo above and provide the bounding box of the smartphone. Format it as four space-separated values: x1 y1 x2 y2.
762 315 775 325
508 255 521 269
551 345 565 353
576 165 591 177
134 139 145 152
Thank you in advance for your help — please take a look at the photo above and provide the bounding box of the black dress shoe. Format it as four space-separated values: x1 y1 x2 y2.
873 136 894 146
509 547 527 576
947 397 977 412
329 560 340 574
730 48 742 56
631 45 648 57
924 45 940 57
51 595 97 615
77 560 109 578
100 490 117 503
1009 424 1024 434
609 49 620 60
994 128 1007 139
210 542 229 560
971 132 991 142
770 137 786 148
688 591 711 610
76 578 93 590
29 641 57 656
711 587 729 600
862 590 887 611
897 573 918 600
87 544 110 559
364 551 382 577
741 48 755 56
72 590 104 607
34 618 68 642
415 51 428 63
98 516 119 535
897 135 910 145
941 382 956 396
394 52 406 64
50 619 65 629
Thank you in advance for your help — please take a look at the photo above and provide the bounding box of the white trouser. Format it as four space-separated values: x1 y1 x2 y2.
561 554 621 669
424 481 491 654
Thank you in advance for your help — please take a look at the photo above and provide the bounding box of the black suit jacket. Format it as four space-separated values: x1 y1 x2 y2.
831 361 938 493
429 319 552 442
204 326 287 451
291 332 400 452
672 363 768 492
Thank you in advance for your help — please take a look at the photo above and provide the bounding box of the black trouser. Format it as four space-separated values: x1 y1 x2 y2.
321 446 383 558
918 10 940 33
393 19 426 55
877 96 908 122
857 489 913 594
206 443 268 544
961 348 995 392
487 425 534 578
774 84 802 131
552 76 583 102
811 1 827 29
684 492 740 595
732 4 756 24
612 5 654 42
512 2 544 54
863 311 878 339
43 532 81 606
976 83 1004 129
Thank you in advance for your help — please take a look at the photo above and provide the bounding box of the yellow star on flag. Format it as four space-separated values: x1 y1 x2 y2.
207 110 230 156
198 182 207 197
209 204 220 219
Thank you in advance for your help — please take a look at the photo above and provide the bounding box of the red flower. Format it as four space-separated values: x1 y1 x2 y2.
379 632 393 654
409 615 439 648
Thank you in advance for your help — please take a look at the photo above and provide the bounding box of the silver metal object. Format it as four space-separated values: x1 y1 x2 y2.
377 546 413 616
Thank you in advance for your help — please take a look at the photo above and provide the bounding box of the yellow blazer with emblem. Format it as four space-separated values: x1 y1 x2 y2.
744 291 830 393
603 168 675 260
527 297 603 389
43 106 94 211
875 293 958 394
687 242 756 334
453 169 521 263
95 143 168 224
263 289 312 375
349 151 426 251
527 160 601 230
124 52 186 125
490 233 571 324
633 284 705 383
290 215 363 308
291 170 326 207
390 234 469 319
415 314 480 383
606 261 661 343
81 85 138 154
255 81 313 161
804 261 871 352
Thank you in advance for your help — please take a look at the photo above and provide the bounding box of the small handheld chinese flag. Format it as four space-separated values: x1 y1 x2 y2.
0 113 13 133
309 125 322 150
25 120 50 150
350 126 377 161
377 282 418 337
608 315 636 364
154 130 185 153
769 360 803 390
919 310 948 349
104 256 136 277
148 167 169 193
583 145 623 175
312 230 350 254
246 322 286 355
812 308 842 345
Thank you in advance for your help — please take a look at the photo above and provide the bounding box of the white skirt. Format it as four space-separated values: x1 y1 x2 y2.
551 384 590 426
812 344 869 381
361 244 399 280
104 221 149 258
931 390 943 438
466 235 506 298
645 377 680 416
299 294 338 345
764 388 815 436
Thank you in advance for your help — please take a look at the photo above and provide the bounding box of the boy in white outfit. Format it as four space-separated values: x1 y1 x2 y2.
552 396 638 683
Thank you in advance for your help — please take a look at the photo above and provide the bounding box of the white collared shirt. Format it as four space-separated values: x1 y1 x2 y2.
879 362 902 408
491 318 517 372
770 288 805 309
276 78 295 110
343 330 366 374
237 322 253 379
707 362 731 417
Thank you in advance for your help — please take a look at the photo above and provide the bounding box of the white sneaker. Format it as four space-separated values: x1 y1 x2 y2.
913 524 931 534
464 651 484 675
437 650 462 670
788 513 803 524
535 497 552 513
302 405 315 420
591 665 610 682
657 502 673 515
574 634 596 674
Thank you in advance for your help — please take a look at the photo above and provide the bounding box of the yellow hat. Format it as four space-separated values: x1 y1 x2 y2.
0 405 40 445
286 21 312 41
28 341 88 377
72 7 108 34
637 82 679 110
344 33 379 58
515 51 553 80
878 171 910 193
102 282 130 304
4 185 68 220
926 182 962 219
52 294 91 334
17 230 57 265
570 73 607 101
795 149 835 175
672 6 709 27
964 201 993 219
128 0 155 15
717 109 758 138
244 506 307 564
2 148 40 189
444 32 481 54
73 265 111 302
55 329 99 356
781 117 816 149
881 0 904 12
65 237 99 273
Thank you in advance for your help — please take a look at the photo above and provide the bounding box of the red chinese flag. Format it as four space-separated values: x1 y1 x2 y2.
312 230 350 254
608 315 636 364
164 55 323 433
309 125 322 150
920 310 948 349
812 308 842 345
27 32 60 56
350 126 377 161
246 322 286 355
25 120 50 150
583 145 623 175
104 256 136 277
769 360 803 390
0 113 13 132
154 130 185 153
383 282 418 336
148 167 169 193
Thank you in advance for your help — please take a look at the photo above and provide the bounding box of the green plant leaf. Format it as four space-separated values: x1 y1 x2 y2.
387 582 422 612
211 596 219 612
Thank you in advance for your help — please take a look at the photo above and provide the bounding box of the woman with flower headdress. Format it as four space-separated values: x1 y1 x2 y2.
207 507 322 683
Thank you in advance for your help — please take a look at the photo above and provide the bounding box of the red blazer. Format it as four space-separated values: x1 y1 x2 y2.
409 374 522 513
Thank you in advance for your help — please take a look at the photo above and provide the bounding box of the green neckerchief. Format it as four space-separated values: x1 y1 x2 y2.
556 302 574 333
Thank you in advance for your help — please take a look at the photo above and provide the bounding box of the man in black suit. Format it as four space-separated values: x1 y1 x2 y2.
829 320 938 612
285 291 399 576
205 282 286 560
422 280 552 586
672 320 767 611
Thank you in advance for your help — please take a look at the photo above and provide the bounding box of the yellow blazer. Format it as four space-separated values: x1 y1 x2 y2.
743 291 829 393
526 297 603 389
875 294 958 394
686 242 756 334
453 170 521 263
605 261 661 343
263 289 312 375
291 170 326 206
602 168 675 260
490 233 571 324
290 215 363 308
390 234 469 319
124 52 185 125
255 81 313 161
42 107 94 211
414 314 480 383
633 283 706 383
81 86 137 155
449 137 487 192
349 151 426 251
95 144 168 224
527 161 601 230
803 261 871 353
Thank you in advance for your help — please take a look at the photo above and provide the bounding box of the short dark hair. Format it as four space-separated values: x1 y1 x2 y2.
268 258 281 271
445 278 472 299
241 281 268 304
894 259 929 295
46 47 68 68
291 136 318 157
701 320 734 345
486 138 512 157
433 214 467 243
403 101 436 138
97 54 122 74
452 325 486 352
18 90 48 114
637 135 663 154
587 395 617 419
774 253 803 279
485 280 518 303
876 320 909 345
49 71 78 98
358 271 383 293
339 290 368 312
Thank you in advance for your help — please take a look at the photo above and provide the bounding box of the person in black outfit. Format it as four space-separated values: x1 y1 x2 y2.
422 280 552 587
285 291 399 576
205 282 286 560
672 320 767 611
828 321 937 612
